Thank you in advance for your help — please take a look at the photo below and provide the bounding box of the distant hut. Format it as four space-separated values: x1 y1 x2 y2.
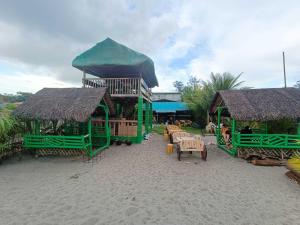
151 92 192 124
152 101 191 124
210 88 300 158
13 88 114 157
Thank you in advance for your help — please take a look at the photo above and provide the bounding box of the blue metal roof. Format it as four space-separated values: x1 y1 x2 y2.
152 101 189 113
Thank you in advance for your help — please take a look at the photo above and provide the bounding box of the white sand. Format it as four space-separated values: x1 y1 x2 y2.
0 134 299 225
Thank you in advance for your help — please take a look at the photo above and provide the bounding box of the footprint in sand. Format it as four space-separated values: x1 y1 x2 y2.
125 207 138 216
70 174 80 179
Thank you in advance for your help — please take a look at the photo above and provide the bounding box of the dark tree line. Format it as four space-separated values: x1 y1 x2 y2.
0 92 32 104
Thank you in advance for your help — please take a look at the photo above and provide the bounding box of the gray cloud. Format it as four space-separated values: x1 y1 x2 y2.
0 0 299 92
0 0 180 84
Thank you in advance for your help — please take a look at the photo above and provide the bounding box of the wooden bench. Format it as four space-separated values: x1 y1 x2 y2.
172 131 193 144
166 125 182 134
176 136 207 161
166 125 184 143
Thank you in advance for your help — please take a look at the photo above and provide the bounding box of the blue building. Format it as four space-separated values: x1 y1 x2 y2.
152 92 191 123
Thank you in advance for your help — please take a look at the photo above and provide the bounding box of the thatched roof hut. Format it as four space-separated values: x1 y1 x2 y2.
13 88 114 122
72 38 158 88
210 88 300 121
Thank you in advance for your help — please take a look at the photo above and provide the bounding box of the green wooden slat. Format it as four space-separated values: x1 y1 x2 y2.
24 134 88 149
236 133 300 149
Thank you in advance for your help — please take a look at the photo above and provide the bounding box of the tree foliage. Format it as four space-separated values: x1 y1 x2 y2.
187 76 201 89
202 72 244 91
173 81 184 92
0 104 24 144
182 73 245 127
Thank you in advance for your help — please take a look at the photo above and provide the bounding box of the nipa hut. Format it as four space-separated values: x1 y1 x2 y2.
210 88 300 158
13 87 114 157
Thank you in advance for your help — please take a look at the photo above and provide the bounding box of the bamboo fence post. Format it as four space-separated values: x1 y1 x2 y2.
149 103 153 132
137 96 143 143
145 101 150 134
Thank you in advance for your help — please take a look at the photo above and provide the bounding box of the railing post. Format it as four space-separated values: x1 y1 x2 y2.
138 77 141 96
297 119 300 135
149 102 153 132
145 101 150 134
137 96 143 143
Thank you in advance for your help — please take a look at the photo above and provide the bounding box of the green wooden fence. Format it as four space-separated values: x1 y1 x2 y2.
216 106 300 157
24 134 91 150
235 133 300 149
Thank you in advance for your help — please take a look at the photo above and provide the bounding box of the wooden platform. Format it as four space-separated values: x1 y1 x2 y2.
35 148 85 157
238 147 300 160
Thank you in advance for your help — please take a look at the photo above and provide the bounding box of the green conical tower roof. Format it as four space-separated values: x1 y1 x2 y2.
72 38 158 88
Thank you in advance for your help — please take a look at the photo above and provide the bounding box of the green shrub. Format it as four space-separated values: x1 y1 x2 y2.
5 103 17 111
152 124 165 135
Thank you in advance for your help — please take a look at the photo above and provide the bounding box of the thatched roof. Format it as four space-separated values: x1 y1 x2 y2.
13 88 115 122
210 88 300 121
72 38 158 88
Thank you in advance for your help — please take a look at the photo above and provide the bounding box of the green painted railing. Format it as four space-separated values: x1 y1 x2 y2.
235 133 300 149
24 134 91 150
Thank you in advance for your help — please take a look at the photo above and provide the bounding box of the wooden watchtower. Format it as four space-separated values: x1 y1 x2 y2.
72 38 158 143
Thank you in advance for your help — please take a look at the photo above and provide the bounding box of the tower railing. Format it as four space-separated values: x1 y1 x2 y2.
83 77 152 101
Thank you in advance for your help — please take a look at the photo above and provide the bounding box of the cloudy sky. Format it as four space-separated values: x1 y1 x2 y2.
0 0 299 94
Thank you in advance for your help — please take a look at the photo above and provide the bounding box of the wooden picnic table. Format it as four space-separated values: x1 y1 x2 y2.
176 136 207 161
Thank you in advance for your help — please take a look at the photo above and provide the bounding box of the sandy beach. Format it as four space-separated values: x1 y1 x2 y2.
0 134 299 225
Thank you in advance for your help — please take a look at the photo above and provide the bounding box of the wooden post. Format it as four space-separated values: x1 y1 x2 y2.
137 96 143 143
83 71 86 88
231 118 236 147
88 117 92 157
104 105 110 146
207 110 209 125
217 107 222 144
34 120 40 135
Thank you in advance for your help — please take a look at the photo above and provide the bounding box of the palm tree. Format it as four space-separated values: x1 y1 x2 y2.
202 72 244 91
200 72 244 110
182 72 245 127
